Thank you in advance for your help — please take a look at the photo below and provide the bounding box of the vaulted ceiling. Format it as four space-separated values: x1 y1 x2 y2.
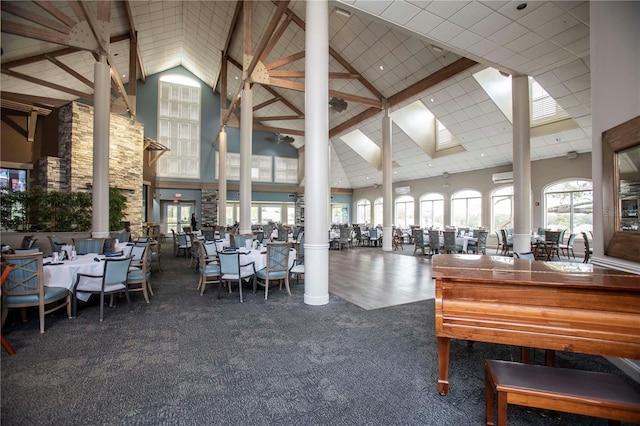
1 1 592 189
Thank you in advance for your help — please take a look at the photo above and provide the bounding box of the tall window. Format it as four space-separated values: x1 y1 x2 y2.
395 195 415 227
226 202 293 225
374 198 383 227
451 189 482 229
356 199 371 225
331 203 348 224
420 193 444 229
544 180 592 237
491 186 513 232
157 75 201 178
274 157 298 184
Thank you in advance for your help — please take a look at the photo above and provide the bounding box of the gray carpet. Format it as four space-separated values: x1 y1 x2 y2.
2 248 638 425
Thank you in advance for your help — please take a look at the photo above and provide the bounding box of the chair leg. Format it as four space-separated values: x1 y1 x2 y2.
39 303 45 333
1 335 16 355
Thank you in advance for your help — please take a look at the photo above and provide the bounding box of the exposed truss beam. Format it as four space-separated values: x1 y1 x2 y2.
1 69 93 100
253 124 304 136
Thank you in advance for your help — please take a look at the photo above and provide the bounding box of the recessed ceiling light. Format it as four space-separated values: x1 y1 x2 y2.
379 65 384 71
516 3 527 10
235 76 238 80
428 164 433 167
430 98 434 102
335 7 351 18
366 176 370 180
481 153 485 157
122 74 126 78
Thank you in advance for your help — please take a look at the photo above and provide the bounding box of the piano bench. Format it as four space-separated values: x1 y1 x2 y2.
484 359 640 426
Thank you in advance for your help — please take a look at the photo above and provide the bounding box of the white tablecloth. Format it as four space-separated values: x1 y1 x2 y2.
239 248 296 274
43 254 122 301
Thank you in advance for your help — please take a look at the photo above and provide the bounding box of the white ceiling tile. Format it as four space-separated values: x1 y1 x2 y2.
469 13 512 38
380 0 422 25
448 31 484 50
427 20 465 42
405 10 444 35
425 1 468 19
448 2 492 28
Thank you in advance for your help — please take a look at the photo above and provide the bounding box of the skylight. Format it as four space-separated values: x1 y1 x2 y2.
339 129 382 170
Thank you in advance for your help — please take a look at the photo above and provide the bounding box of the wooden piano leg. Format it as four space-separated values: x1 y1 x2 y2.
437 336 451 395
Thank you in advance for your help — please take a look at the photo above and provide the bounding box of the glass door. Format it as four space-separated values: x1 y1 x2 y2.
163 201 194 234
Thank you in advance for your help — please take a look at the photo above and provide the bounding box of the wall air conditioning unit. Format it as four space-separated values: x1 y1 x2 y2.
395 186 410 194
492 171 513 184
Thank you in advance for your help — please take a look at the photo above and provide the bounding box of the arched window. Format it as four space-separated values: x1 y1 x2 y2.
544 180 592 237
491 186 513 232
395 195 415 227
374 198 383 227
420 193 444 229
356 199 371 225
451 189 482 229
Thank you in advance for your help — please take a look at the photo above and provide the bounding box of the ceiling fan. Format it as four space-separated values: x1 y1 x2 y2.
329 97 348 113
266 134 295 144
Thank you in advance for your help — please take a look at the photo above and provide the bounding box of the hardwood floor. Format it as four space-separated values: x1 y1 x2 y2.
327 246 435 310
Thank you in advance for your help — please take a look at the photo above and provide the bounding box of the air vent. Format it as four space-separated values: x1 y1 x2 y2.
492 171 513 184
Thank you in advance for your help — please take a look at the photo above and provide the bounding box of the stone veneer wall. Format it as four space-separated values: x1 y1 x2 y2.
36 156 65 192
201 186 218 227
58 102 144 236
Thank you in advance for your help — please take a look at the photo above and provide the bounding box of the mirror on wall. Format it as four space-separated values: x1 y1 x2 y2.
619 145 640 232
603 116 640 263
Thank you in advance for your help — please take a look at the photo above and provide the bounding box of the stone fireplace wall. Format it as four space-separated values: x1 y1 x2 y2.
58 102 144 235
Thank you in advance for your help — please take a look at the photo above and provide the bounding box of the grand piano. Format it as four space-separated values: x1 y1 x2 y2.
432 254 640 395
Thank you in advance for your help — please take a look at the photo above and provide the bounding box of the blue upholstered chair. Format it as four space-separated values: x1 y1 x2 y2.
73 238 105 255
193 240 221 296
72 256 133 322
2 252 71 333
256 243 291 300
218 250 256 303
127 245 152 303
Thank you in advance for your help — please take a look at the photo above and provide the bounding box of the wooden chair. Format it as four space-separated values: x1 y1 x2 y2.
196 241 221 296
1 264 16 355
428 230 441 256
500 229 513 256
542 230 562 261
468 231 488 254
2 252 71 333
72 257 133 322
495 230 504 254
559 233 577 259
127 245 152 304
443 231 457 254
412 229 427 256
256 242 291 300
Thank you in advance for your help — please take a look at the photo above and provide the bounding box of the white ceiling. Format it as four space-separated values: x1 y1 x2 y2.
1 1 592 190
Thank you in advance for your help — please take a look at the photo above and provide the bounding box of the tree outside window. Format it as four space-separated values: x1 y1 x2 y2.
420 193 444 229
451 189 482 229
356 199 371 225
395 195 415 228
491 186 513 232
544 180 592 238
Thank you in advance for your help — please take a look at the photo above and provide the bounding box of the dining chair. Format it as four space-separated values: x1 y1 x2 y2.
230 233 253 249
500 229 513 256
542 230 562 261
559 233 577 259
581 232 593 263
290 233 305 285
428 230 441 256
368 229 379 247
1 264 16 355
19 235 37 250
73 238 105 255
72 256 133 322
192 241 222 296
256 242 291 300
127 245 152 303
413 229 427 256
442 231 458 254
130 244 147 267
2 252 71 333
514 252 536 260
468 231 488 254
495 230 504 255
174 232 190 257
254 231 265 244
276 227 288 242
13 248 41 254
48 235 68 253
338 227 351 250
149 241 162 272
218 250 256 303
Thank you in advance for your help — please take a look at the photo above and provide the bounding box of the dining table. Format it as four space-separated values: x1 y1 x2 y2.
435 234 477 253
43 253 126 301
238 247 296 275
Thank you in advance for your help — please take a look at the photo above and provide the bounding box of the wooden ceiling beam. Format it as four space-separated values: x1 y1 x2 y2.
246 0 290 81
253 115 301 121
259 12 293 62
329 107 381 139
265 51 304 70
1 1 72 34
45 54 94 89
1 69 93 100
34 0 78 28
253 124 304 136
388 57 478 107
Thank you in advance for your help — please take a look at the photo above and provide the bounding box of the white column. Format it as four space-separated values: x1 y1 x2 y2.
382 104 393 251
304 0 329 306
512 74 531 254
239 82 252 234
92 56 111 238
218 128 228 228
